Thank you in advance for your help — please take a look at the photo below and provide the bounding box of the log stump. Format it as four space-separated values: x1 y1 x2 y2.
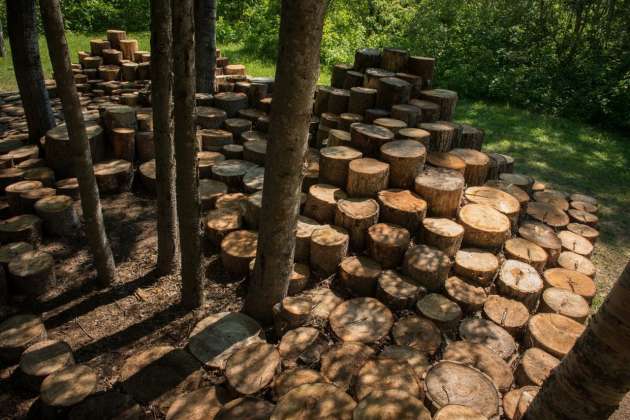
199 179 228 211
295 216 320 263
338 255 381 297
444 275 488 313
398 127 431 147
327 88 350 115
106 30 126 49
504 236 549 271
539 287 589 323
353 389 430 420
348 87 376 116
0 314 47 363
354 358 423 401
416 293 463 332
515 347 559 388
0 214 42 244
273 368 324 400
526 313 585 358
392 315 442 355
465 186 521 229
309 225 349 276
427 151 466 174
329 297 394 343
220 229 258 278
303 184 347 224
364 68 395 89
424 361 500 419
419 89 458 121
5 180 43 212
19 339 74 392
542 267 596 303
391 104 420 128
557 230 594 257
376 77 411 109
408 56 435 88
196 107 227 129
366 223 411 269
205 209 242 247
350 123 394 156
318 146 362 187
497 260 543 311
483 295 530 337
334 198 379 250
8 250 55 297
450 148 490 186
379 140 426 189
458 204 510 249
40 365 97 414
567 208 598 227
459 318 517 360
271 383 356 420
94 160 133 194
165 386 230 420
460 124 485 150
421 218 464 257
211 160 256 191
201 129 233 152
557 251 596 278
414 166 464 218
34 195 80 237
103 105 137 130
376 269 424 310
454 248 499 287
419 122 455 152
567 222 599 243
136 131 155 162
45 123 105 178
376 189 426 233
503 387 540 420
518 221 562 265
382 47 409 72
320 341 375 391
225 342 280 395
374 117 407 135
17 188 56 214
346 158 389 198
214 92 248 118
403 244 452 291
353 48 381 71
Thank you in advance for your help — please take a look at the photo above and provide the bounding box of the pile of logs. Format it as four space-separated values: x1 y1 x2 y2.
0 40 605 419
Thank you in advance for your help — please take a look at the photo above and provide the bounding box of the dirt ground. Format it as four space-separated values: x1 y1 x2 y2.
0 190 250 419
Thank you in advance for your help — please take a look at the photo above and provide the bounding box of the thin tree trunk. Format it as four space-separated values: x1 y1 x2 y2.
0 19 5 57
6 0 55 143
151 0 179 275
194 0 216 93
243 0 327 323
39 0 116 286
525 259 630 420
173 0 203 308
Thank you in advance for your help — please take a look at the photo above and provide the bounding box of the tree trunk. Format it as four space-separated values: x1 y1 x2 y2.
39 0 116 286
173 0 203 308
194 0 217 93
151 0 179 276
244 0 326 323
524 259 630 420
0 20 4 57
7 0 55 143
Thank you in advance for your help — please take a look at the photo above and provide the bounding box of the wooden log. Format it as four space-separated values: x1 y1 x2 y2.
379 140 425 189
101 48 122 66
424 361 500 419
557 229 593 257
526 313 585 358
211 159 256 191
242 166 264 193
390 104 419 127
409 99 440 123
5 180 42 212
34 195 79 237
295 216 320 263
106 29 126 49
164 386 229 420
0 167 25 193
567 208 598 227
40 364 97 416
220 230 257 279
504 237 548 272
515 347 559 389
242 190 262 229
376 269 424 310
272 295 313 334
199 179 228 211
534 190 569 212
224 64 245 76
215 398 274 420
443 275 488 314
395 72 423 98
137 160 157 193
542 267 596 303
204 208 242 247
272 383 355 420
89 39 110 56
458 203 510 249
427 151 466 175
318 146 362 187
454 248 499 287
338 255 381 296
348 87 377 116
376 77 411 109
403 244 452 291
483 294 530 337
367 223 411 269
338 112 363 131
539 287 589 323
349 123 394 156
419 89 458 121
200 129 232 152
103 105 137 130
364 108 390 123
392 315 442 355
135 131 154 163
354 389 430 420
518 221 562 265
0 241 33 275
460 317 517 360
346 158 389 197
243 139 267 166
19 339 74 392
331 63 352 88
224 118 252 142
277 326 323 367
8 250 55 297
413 165 462 216
314 86 332 116
500 172 534 195
329 297 393 343
421 218 464 257
557 251 596 278
497 259 544 311
0 314 47 363
320 341 374 391
23 167 55 187
443 340 514 393
110 127 135 161
459 124 485 150
382 48 409 72
434 405 488 420
0 214 42 244
570 200 598 214
416 293 463 332
373 117 407 135
465 186 520 229
196 106 227 129
503 387 540 420
334 198 379 250
376 188 427 233
353 48 381 72
378 345 430 383
309 225 349 276
214 92 248 118
221 144 243 160
94 160 133 194
121 62 138 82
450 148 490 186
343 70 364 90
273 368 324 400
364 68 395 89
418 122 455 152
355 358 423 402
327 88 350 115
303 183 347 224
17 188 56 214
407 56 435 88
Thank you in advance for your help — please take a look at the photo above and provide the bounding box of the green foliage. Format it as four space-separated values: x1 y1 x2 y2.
60 0 149 32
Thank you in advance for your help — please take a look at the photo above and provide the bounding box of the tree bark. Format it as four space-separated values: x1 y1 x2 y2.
525 259 630 420
173 0 203 308
244 0 326 323
194 0 217 93
7 0 55 143
151 0 179 276
39 0 116 286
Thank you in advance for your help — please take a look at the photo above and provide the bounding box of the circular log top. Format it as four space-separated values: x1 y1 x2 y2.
165 386 230 420
534 191 570 212
336 198 379 219
380 139 426 158
270 383 356 420
379 345 431 380
567 222 599 242
391 315 442 355
542 267 596 302
41 364 97 407
450 148 489 165
453 248 499 286
485 180 530 205
273 368 324 399
568 208 599 227
459 204 511 235
424 361 500 419
483 295 530 333
427 151 466 172
557 251 596 278
374 118 407 133
0 241 33 264
278 326 319 362
557 230 594 256
499 259 543 293
367 223 411 247
311 225 348 246
415 166 465 192
187 312 263 369
528 313 585 358
517 348 559 387
526 202 570 228
0 314 46 355
353 389 431 420
421 88 458 99
9 250 54 277
519 221 562 251
19 339 74 378
434 405 488 420
216 397 275 420
242 166 265 192
329 297 394 343
398 127 430 140
352 123 395 141
416 293 463 327
0 214 41 233
348 157 389 175
541 287 590 322
34 195 74 213
320 341 374 391
504 238 548 267
94 159 131 176
320 145 362 161
443 340 514 393
221 230 258 258
570 193 597 206
377 188 427 212
465 186 520 217
46 122 103 142
308 183 347 204
225 342 280 395
5 180 43 195
212 159 256 178
445 275 488 311
199 179 228 202
460 318 517 360
355 358 424 401
503 387 540 420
